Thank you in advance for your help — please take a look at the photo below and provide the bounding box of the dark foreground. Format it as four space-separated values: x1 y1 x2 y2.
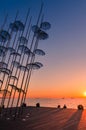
0 106 86 130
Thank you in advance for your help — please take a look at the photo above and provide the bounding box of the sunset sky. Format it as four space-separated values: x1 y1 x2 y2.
0 0 86 98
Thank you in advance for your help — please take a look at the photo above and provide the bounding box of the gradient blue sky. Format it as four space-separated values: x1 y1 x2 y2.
0 0 86 98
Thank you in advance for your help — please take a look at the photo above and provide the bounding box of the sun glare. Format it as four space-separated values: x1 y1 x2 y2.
83 92 86 97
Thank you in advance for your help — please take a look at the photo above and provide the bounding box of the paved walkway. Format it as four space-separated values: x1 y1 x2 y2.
0 107 86 130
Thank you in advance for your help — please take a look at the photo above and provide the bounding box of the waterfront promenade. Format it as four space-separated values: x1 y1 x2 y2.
0 106 86 130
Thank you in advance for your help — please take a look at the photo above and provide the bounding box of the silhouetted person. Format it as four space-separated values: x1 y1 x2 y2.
36 103 40 107
57 105 61 108
21 103 26 107
63 104 67 109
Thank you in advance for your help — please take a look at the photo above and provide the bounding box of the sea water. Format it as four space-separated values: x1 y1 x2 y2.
26 98 86 109
0 98 86 109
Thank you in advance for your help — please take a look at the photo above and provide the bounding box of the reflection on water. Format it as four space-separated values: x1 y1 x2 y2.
0 98 86 109
26 98 86 109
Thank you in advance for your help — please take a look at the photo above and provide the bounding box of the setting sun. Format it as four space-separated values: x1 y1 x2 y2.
83 92 86 97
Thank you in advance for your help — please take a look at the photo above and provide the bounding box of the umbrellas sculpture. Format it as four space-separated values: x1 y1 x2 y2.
0 3 51 118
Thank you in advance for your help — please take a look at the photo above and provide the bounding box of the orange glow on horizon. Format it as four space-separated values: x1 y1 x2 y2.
25 62 86 99
27 87 86 99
